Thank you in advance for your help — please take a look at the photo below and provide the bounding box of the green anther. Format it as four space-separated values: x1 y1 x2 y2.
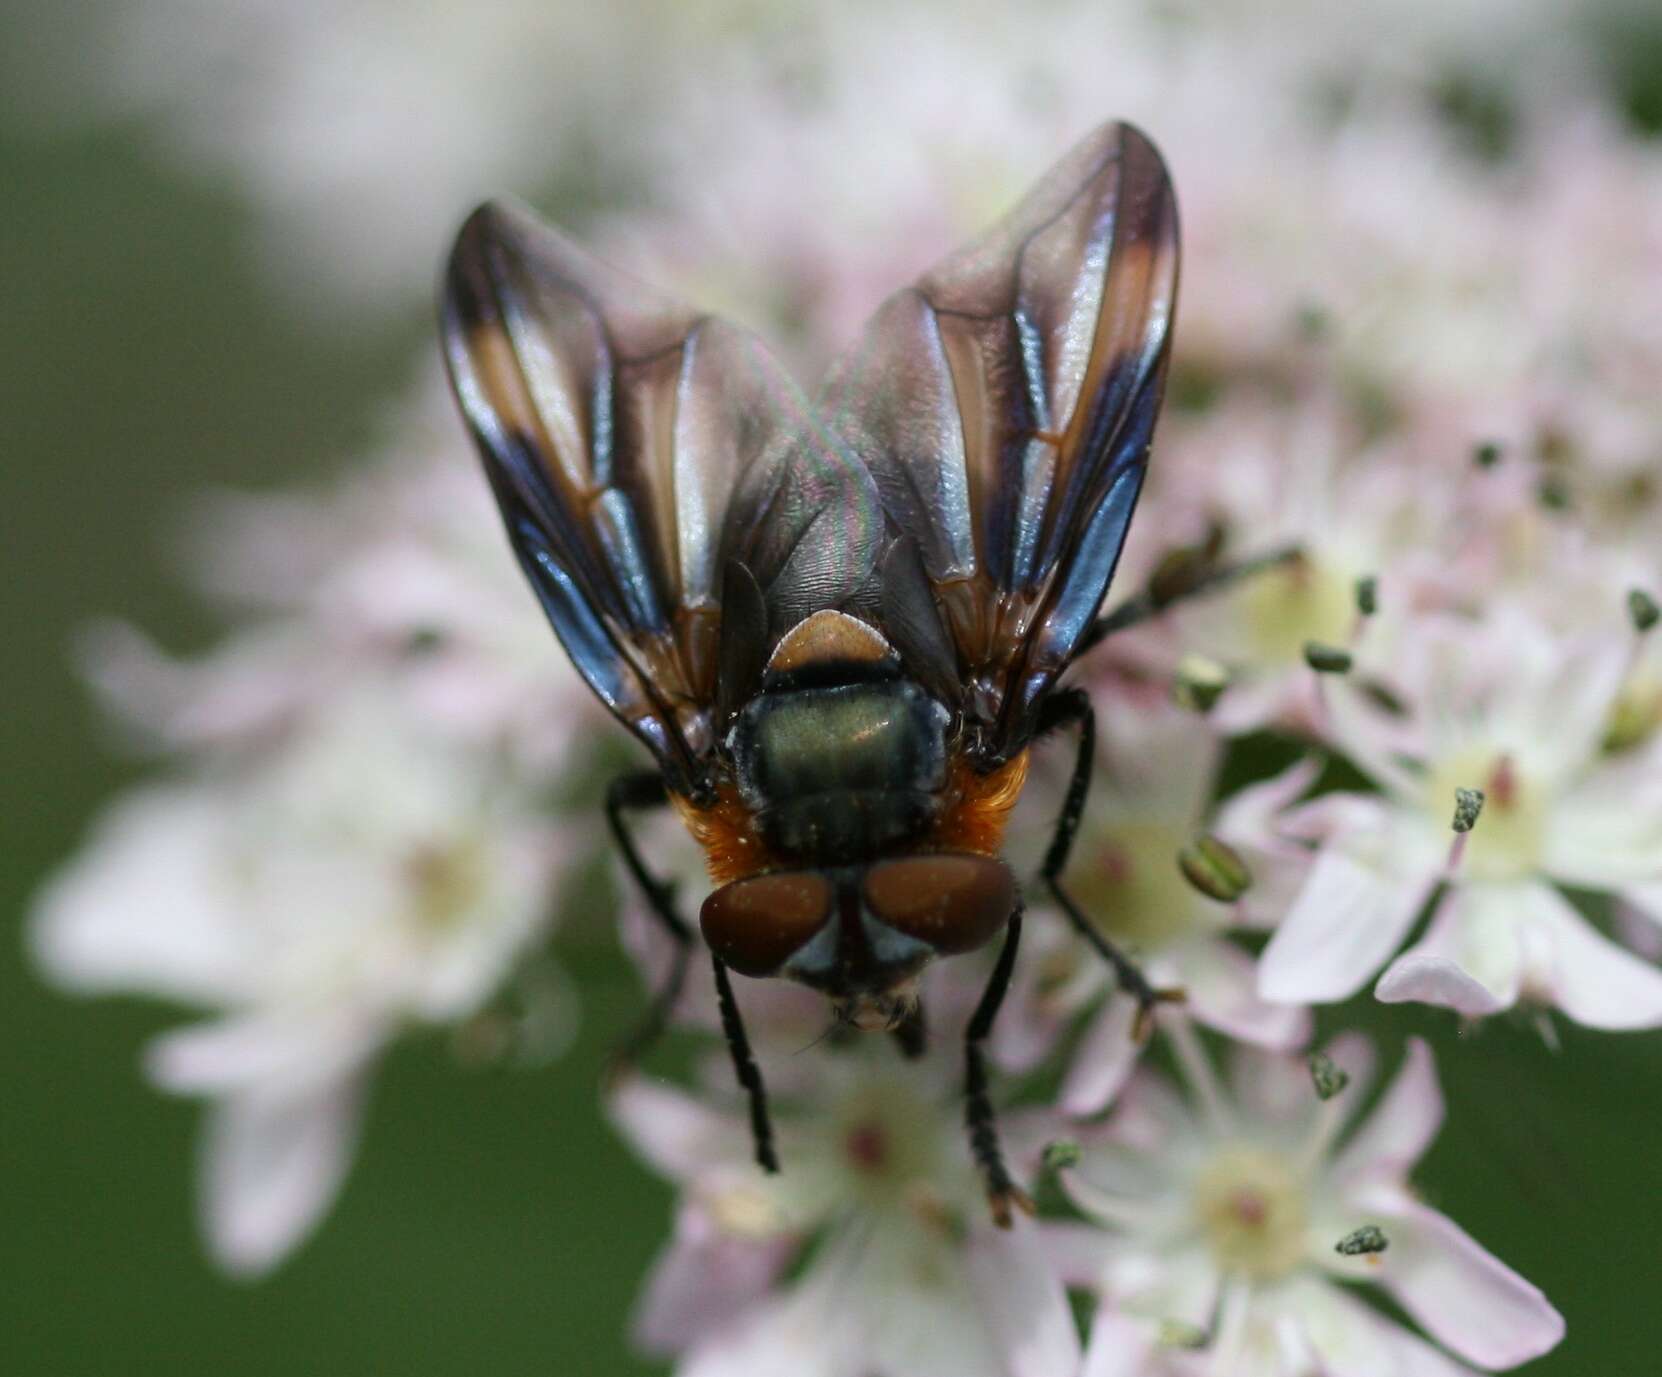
1335 1225 1389 1256
1473 440 1503 468
1303 641 1352 674
1041 1140 1081 1172
1628 588 1659 634
1177 834 1253 903
1452 787 1485 833
1354 576 1378 617
1308 1051 1350 1101
1172 654 1229 713
1158 1319 1209 1350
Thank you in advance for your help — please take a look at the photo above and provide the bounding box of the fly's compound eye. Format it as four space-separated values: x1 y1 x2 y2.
861 854 1015 956
700 870 835 978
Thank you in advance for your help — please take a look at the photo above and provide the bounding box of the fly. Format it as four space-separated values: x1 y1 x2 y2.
442 121 1183 1225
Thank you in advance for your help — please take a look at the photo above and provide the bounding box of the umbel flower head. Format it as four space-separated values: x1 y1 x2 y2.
1256 605 1662 1027
30 691 570 1272
611 996 1080 1377
1055 1029 1563 1375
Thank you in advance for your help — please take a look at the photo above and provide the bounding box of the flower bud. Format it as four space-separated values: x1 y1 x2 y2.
1177 834 1253 902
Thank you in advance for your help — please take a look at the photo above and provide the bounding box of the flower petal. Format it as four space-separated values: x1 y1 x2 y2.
199 1074 368 1276
1059 996 1142 1116
1364 1194 1565 1369
1281 1273 1479 1377
1181 938 1310 1049
1259 817 1441 1003
26 785 258 1003
1329 1037 1442 1186
608 1074 753 1182
968 1215 1084 1377
631 1203 795 1355
1079 1310 1159 1377
1376 881 1533 1017
1529 889 1662 1029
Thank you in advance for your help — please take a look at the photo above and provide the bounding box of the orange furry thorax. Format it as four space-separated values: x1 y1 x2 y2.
670 747 1032 887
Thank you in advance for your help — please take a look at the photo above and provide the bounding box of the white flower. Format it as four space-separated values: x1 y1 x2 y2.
80 370 608 769
29 693 567 1273
1256 606 1662 1026
1057 1032 1564 1375
1001 699 1311 1113
610 1003 1079 1377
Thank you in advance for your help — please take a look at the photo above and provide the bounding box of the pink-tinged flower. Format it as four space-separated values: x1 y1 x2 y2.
1126 404 1454 738
81 371 610 770
1257 606 1662 1027
611 1014 1079 1377
1056 1034 1564 1375
1000 700 1312 1113
29 694 568 1274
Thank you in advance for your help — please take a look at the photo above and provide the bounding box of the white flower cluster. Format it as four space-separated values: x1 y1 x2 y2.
26 0 1662 1370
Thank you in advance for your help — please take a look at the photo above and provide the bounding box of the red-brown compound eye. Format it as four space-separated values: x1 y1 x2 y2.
861 854 1015 956
700 870 836 978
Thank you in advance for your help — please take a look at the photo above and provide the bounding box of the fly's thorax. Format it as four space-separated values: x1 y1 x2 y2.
728 675 952 864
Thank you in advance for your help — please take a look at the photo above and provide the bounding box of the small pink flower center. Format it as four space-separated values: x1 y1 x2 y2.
1229 1187 1268 1227
1486 754 1519 810
845 1121 889 1174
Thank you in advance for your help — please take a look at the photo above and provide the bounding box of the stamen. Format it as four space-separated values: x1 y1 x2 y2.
1177 834 1253 903
1041 1139 1082 1173
1308 1051 1349 1101
1355 576 1378 617
1629 588 1659 635
1174 654 1230 714
1335 1224 1389 1256
1303 641 1353 674
1158 1319 1209 1350
1448 785 1485 872
1166 1015 1231 1135
1207 1278 1252 1377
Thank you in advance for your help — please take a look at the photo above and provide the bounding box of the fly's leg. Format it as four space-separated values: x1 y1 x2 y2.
712 955 779 1173
1076 542 1303 655
603 770 692 1080
965 909 1032 1227
607 769 777 1173
1037 690 1183 1040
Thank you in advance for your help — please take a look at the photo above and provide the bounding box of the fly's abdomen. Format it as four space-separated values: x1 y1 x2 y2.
731 679 951 863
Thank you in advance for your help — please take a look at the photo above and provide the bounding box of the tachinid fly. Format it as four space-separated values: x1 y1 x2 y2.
441 121 1180 1224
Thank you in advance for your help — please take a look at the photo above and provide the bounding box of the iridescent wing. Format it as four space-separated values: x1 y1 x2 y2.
443 202 883 793
822 122 1180 755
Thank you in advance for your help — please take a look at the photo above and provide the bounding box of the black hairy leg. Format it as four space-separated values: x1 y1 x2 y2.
964 910 1032 1227
603 770 693 1081
1036 690 1183 1039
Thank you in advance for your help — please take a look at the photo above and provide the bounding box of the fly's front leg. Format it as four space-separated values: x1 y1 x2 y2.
965 908 1031 1227
1037 689 1183 1039
604 770 693 1079
712 955 779 1173
607 769 777 1173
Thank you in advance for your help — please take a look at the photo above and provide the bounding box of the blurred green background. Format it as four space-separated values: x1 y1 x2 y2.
6 14 1662 1377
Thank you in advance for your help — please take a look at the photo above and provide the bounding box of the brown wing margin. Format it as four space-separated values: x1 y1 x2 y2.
822 122 1180 756
442 201 884 792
